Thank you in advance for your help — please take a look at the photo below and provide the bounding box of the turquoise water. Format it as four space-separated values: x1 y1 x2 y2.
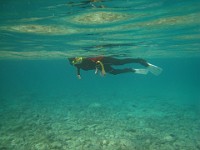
0 0 200 150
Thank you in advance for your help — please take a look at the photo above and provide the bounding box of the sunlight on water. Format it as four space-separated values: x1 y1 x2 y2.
0 0 199 59
70 11 129 24
0 24 79 35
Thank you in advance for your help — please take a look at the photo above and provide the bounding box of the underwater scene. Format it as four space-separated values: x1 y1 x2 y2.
0 0 200 150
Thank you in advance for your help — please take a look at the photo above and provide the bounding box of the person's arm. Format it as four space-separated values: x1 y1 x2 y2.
76 67 81 79
96 61 106 76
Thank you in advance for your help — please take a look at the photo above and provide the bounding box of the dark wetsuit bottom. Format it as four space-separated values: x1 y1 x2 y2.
101 57 149 75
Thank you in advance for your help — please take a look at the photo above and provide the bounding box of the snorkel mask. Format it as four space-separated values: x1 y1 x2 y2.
72 57 83 65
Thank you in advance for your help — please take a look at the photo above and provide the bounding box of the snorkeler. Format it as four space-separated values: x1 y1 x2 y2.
68 56 162 79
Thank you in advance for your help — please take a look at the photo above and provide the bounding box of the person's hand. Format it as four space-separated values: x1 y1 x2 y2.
77 75 81 79
100 71 106 77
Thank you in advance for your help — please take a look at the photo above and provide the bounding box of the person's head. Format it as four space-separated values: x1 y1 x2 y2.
68 57 83 65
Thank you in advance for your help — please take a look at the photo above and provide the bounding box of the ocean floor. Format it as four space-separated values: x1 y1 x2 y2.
0 90 200 150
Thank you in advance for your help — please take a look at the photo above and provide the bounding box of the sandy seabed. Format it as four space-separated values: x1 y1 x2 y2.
0 92 199 150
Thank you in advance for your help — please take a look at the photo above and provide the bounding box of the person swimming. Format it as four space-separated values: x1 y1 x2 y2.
68 56 162 79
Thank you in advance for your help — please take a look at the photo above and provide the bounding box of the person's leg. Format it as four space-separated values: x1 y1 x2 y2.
107 67 148 75
102 57 149 67
102 57 162 76
108 67 134 75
